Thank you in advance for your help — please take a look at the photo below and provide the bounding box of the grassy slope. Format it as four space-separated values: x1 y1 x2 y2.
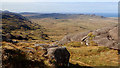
30 16 117 41
29 15 118 66
3 40 118 67
2 13 118 67
2 11 48 40
62 42 118 66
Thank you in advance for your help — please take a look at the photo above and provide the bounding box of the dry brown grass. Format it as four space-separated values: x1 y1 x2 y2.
62 42 118 66
30 17 117 41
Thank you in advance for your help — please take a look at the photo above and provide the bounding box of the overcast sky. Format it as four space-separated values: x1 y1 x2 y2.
1 0 119 2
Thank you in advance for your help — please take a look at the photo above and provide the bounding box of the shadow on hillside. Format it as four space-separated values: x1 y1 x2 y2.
2 48 93 68
57 63 93 68
2 49 48 68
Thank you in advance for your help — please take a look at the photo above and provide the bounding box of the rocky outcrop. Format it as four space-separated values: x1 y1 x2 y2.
40 45 70 66
109 27 118 41
59 25 119 50
2 33 28 42
58 31 90 45
93 26 118 49
2 48 47 68
2 11 49 41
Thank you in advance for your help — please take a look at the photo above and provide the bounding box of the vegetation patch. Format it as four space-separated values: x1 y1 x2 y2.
66 44 118 66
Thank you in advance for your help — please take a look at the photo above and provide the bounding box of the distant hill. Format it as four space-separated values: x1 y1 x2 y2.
21 13 105 19
20 12 40 15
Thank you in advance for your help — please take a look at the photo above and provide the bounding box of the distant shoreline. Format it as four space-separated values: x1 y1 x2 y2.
93 13 118 17
20 12 118 17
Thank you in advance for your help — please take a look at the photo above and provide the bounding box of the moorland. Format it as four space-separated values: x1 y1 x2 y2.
2 11 119 68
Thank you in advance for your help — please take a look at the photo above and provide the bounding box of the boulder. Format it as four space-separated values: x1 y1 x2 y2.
46 46 70 66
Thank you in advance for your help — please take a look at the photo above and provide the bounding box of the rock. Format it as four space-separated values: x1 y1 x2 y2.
12 40 19 44
2 33 28 42
94 38 109 46
59 25 119 50
93 26 118 49
35 44 70 66
109 27 118 41
46 46 70 66
58 34 74 45
58 31 90 45
92 26 113 36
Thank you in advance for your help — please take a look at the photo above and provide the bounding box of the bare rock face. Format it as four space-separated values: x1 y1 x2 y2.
109 27 118 41
46 47 70 66
59 25 119 50
93 26 118 49
59 31 90 45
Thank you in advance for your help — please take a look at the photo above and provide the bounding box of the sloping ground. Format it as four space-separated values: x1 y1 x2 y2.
62 42 118 66
59 25 119 50
30 15 117 41
2 11 49 41
2 37 118 67
67 46 118 66
2 11 119 67
2 41 92 68
2 41 48 68
2 11 38 33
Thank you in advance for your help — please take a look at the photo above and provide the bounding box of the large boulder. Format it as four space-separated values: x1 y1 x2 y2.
46 46 70 66
36 44 70 66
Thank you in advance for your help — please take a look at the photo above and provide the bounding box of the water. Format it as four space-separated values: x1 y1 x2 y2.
94 13 118 17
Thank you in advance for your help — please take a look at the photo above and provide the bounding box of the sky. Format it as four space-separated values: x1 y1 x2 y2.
1 2 118 14
1 0 119 2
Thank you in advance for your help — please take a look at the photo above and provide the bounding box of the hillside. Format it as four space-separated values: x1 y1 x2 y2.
25 13 117 41
2 11 49 41
59 26 118 49
2 11 41 33
2 11 119 67
25 13 118 66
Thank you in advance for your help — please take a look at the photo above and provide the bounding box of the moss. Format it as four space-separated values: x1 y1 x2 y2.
64 42 83 47
89 41 98 46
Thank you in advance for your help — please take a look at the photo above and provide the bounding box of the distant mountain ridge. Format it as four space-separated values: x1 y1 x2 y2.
21 12 105 19
20 12 40 15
